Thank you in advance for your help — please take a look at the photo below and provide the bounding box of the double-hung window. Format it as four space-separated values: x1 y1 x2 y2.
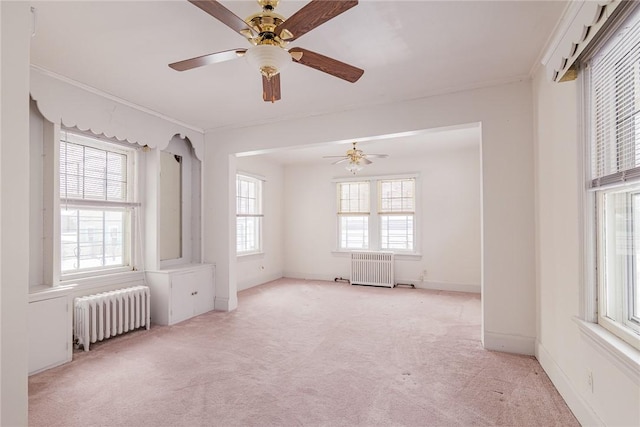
587 6 640 349
337 176 416 253
379 179 415 251
59 132 136 275
337 181 370 249
236 174 263 254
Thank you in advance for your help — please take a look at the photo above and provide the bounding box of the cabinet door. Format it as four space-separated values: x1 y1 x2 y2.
29 296 71 374
194 267 214 316
170 272 196 324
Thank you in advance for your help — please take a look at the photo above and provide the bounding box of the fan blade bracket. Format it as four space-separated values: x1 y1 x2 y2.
289 50 303 62
239 29 254 39
279 29 295 41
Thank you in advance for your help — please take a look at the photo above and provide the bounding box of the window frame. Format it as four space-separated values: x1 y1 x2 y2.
337 180 370 250
58 130 138 279
335 174 418 255
236 173 264 256
582 4 640 351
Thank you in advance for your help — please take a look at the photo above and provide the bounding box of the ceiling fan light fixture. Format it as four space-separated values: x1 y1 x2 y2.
345 161 363 175
245 44 291 79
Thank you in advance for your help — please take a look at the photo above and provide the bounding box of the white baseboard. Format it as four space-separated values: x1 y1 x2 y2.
483 330 536 355
237 272 283 292
214 296 237 312
282 272 340 282
413 280 480 293
536 340 604 426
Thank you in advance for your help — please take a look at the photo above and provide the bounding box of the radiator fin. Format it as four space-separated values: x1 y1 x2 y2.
350 251 395 288
74 286 151 351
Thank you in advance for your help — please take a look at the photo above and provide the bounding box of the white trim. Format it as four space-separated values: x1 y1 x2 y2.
60 199 141 209
536 340 605 427
332 172 419 183
237 272 282 292
331 250 422 261
29 68 205 160
573 317 640 386
283 272 341 282
236 251 264 259
416 280 480 294
540 1 588 66
541 0 623 82
483 331 535 355
214 296 237 312
236 170 266 182
30 65 203 134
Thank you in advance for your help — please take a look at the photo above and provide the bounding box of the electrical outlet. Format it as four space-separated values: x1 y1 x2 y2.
587 371 593 393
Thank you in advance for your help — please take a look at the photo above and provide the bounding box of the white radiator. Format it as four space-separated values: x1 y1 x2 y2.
350 251 395 288
74 286 150 351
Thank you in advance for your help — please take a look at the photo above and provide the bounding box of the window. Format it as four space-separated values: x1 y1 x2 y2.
379 179 415 251
337 176 416 252
337 181 370 249
587 7 640 349
236 174 263 254
59 132 136 275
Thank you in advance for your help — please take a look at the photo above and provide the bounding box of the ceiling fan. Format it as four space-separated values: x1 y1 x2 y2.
169 0 365 102
324 142 388 174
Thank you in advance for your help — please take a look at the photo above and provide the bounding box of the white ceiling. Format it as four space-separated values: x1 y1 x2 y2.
248 124 481 165
30 0 567 134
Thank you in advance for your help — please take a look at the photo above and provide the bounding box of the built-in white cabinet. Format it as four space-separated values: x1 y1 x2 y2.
28 293 72 375
145 263 214 325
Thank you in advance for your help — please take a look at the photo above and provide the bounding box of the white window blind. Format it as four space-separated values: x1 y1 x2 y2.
59 132 134 274
338 181 370 214
590 12 640 188
379 179 415 213
587 6 640 349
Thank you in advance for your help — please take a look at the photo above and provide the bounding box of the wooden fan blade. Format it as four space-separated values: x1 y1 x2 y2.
275 0 358 41
262 74 281 103
289 47 364 83
188 0 256 38
169 49 247 71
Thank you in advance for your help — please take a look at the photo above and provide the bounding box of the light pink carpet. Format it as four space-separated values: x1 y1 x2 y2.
29 278 578 426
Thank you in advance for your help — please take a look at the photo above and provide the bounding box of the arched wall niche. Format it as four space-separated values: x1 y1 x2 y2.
29 67 204 159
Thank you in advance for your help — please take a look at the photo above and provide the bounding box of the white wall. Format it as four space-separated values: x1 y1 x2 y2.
1 2 31 424
235 155 285 291
30 99 45 287
204 79 536 355
282 143 481 292
533 65 640 425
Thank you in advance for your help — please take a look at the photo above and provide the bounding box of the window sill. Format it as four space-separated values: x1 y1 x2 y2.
237 251 264 260
573 317 640 386
29 284 76 303
331 250 422 261
58 269 145 290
